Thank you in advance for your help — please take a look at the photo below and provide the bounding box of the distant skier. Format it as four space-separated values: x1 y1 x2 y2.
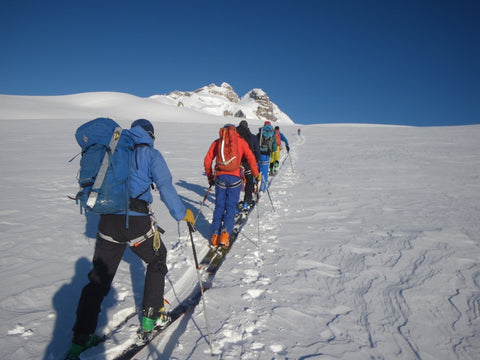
204 124 260 248
297 128 301 136
256 121 276 191
236 120 260 211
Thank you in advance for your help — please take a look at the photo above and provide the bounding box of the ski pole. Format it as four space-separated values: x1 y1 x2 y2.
287 151 294 173
194 185 213 223
187 223 214 355
266 187 275 212
278 152 289 172
256 184 261 248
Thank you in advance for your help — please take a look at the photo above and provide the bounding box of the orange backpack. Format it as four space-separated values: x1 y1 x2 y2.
274 129 281 146
216 125 241 172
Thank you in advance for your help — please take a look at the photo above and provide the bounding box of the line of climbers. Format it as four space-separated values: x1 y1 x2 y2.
67 118 289 359
204 120 289 248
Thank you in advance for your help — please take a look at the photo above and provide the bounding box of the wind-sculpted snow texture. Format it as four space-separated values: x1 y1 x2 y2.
0 117 479 360
139 125 480 360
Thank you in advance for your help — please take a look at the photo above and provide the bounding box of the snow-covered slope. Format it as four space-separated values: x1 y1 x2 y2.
0 92 229 124
0 83 294 125
151 82 294 124
0 95 479 360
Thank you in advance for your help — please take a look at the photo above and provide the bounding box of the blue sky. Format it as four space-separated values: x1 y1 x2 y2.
1 0 478 126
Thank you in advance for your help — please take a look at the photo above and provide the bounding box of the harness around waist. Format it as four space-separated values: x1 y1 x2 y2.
98 227 155 247
215 178 242 189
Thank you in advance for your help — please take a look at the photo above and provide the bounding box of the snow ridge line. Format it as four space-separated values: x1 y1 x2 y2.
451 265 480 358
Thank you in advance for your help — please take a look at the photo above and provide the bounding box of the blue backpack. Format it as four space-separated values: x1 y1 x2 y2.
259 124 274 153
73 118 134 215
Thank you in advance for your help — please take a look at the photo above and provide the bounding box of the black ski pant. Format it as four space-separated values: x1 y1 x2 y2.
242 162 255 205
73 214 167 336
243 171 254 205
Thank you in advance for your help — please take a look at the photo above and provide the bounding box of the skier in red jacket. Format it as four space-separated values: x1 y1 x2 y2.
204 125 260 248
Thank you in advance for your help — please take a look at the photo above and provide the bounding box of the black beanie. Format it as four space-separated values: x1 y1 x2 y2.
131 119 155 139
239 120 249 128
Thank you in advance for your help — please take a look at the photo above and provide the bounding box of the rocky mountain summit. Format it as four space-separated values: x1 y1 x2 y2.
151 82 293 124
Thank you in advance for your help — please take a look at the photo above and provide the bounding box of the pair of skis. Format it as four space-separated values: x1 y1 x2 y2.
198 204 255 274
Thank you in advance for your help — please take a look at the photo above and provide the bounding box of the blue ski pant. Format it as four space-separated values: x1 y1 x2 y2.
211 174 242 236
259 153 270 192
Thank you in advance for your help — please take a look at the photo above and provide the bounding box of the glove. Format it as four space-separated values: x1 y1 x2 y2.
286 146 290 153
255 174 262 183
183 208 195 226
208 176 215 187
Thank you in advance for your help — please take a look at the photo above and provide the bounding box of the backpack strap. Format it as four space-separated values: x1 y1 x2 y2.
86 127 122 209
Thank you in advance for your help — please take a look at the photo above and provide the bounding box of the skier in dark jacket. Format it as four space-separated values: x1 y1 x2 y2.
236 120 260 211
67 119 195 359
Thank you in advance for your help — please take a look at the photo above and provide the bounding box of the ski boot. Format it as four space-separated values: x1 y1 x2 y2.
65 333 101 359
210 233 219 248
219 231 230 248
247 200 255 212
236 201 245 213
142 307 170 333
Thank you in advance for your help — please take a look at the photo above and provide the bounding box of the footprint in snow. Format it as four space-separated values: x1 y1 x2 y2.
8 323 34 337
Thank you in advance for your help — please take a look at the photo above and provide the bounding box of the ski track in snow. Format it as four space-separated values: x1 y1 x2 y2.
1 120 480 360
151 129 480 360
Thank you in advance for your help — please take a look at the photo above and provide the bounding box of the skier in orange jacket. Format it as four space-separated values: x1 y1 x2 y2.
204 125 260 248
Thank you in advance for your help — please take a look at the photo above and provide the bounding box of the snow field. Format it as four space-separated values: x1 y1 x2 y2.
1 116 479 360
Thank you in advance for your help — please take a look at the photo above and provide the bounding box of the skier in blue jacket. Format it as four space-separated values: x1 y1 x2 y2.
68 119 195 359
256 122 276 192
